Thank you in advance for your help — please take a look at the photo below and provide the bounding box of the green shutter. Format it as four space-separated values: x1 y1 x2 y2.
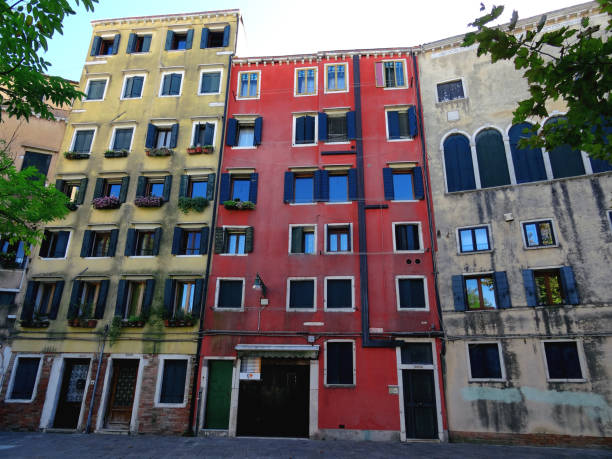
214 227 225 254
245 227 254 253
291 227 303 254
206 173 216 200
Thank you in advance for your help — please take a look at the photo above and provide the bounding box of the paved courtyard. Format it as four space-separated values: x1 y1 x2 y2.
0 432 610 458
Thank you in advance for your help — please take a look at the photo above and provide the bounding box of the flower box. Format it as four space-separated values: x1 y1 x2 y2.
20 319 50 328
223 200 255 210
64 151 90 160
146 148 173 157
187 146 214 155
92 196 121 209
178 197 209 213
67 319 97 328
164 319 195 327
134 195 163 208
104 149 129 158
120 320 145 328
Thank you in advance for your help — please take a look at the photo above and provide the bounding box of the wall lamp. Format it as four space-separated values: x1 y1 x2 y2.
252 273 267 297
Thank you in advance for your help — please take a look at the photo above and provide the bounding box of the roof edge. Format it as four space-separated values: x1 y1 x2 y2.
91 9 240 26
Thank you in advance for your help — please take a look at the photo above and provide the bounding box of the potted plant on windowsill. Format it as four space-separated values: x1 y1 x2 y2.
104 149 129 158
178 196 209 213
146 147 173 157
223 199 255 210
134 195 163 208
164 310 195 327
122 315 146 327
67 303 97 328
21 312 50 328
186 145 203 154
64 151 90 160
92 196 121 210
0 252 18 269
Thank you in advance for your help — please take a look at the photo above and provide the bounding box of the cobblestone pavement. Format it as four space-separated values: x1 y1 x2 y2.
0 432 610 458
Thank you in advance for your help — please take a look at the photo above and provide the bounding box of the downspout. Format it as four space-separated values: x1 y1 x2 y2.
85 324 108 433
187 52 234 435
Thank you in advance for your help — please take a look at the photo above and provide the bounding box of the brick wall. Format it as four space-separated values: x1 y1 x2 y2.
450 430 612 448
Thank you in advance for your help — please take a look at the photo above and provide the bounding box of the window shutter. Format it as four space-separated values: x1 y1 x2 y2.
249 173 258 203
413 166 424 200
253 117 263 146
452 275 466 311
94 280 109 319
203 123 215 146
164 279 175 317
406 225 418 250
125 228 136 256
68 281 82 318
348 169 358 201
111 34 121 54
170 74 181 95
162 74 171 95
219 173 231 202
21 282 36 320
200 28 209 49
90 36 101 56
165 30 174 50
347 111 356 140
142 279 155 318
55 179 65 193
193 279 204 317
226 118 237 146
522 269 537 307
222 25 230 47
108 229 119 257
206 173 216 200
185 29 194 50
494 271 511 309
387 111 400 139
374 62 384 87
126 33 135 53
560 266 579 305
80 230 92 257
214 227 225 254
93 178 104 199
76 178 88 204
283 171 295 203
291 227 303 254
153 228 163 256
124 77 134 99
141 35 151 52
119 176 129 203
171 227 183 255
295 116 305 144
145 123 156 149
193 124 201 145
305 115 315 143
136 176 147 197
115 280 127 317
179 175 188 198
245 227 254 253
315 170 329 202
318 112 328 142
48 281 64 320
444 134 477 192
408 106 418 138
200 227 209 254
163 175 172 201
170 123 179 149
54 231 70 258
382 168 394 200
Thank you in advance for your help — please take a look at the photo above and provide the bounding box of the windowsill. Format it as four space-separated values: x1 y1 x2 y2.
236 96 260 101
231 146 257 150
292 143 317 147
84 256 112 259
466 308 499 312
323 89 349 94
324 251 353 255
546 378 587 383
166 49 187 53
154 401 188 408
325 201 351 205
383 86 408 90
398 307 430 312
120 96 143 101
288 253 316 256
158 94 181 98
287 307 316 312
290 202 316 206
324 308 355 312
219 253 248 257
436 96 468 106
391 199 419 203
175 255 203 257
523 245 559 250
393 250 425 254
387 138 414 143
4 398 36 404
457 249 494 255
213 307 244 312
468 378 506 383
294 93 318 97
129 52 151 55
324 383 356 388
324 141 351 145
83 99 104 103
39 257 67 261
128 255 155 258
198 92 222 96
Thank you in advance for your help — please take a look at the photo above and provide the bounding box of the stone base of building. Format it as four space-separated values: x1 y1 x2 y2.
450 430 612 448
314 428 400 442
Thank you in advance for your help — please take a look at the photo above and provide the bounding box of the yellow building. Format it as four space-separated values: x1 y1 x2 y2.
0 9 239 435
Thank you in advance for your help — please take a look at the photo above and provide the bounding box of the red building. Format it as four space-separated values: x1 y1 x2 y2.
196 49 447 441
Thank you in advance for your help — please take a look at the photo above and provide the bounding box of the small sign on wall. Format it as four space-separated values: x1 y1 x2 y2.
388 385 399 395
240 357 261 380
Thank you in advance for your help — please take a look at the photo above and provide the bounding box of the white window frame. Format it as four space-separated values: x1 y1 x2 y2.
39 229 72 260
219 225 249 257
385 106 414 142
294 66 318 97
392 221 424 254
324 339 356 387
520 218 559 250
292 112 318 147
5 354 44 403
120 73 147 100
165 29 191 52
435 77 467 104
324 222 353 254
323 62 349 94
154 355 191 408
236 70 261 100
466 341 506 382
190 120 218 148
83 77 110 102
395 275 429 311
198 68 223 96
158 70 185 98
381 59 408 90
540 339 587 383
231 117 258 150
288 223 317 255
455 224 493 255
214 277 245 311
324 276 355 312
387 167 418 202
69 127 97 154
108 125 136 152
322 110 351 145
286 277 317 312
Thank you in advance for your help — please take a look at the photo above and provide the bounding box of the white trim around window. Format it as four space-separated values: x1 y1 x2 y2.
395 275 429 311
286 277 317 312
190 120 218 148
323 62 349 94
291 112 318 147
158 70 185 97
324 339 356 387
294 66 318 97
384 106 414 142
69 127 98 154
198 68 223 96
287 223 317 255
39 229 72 260
391 221 424 253
323 276 355 312
108 124 136 152
5 354 44 403
120 73 147 100
236 70 261 100
466 341 506 382
455 224 493 255
435 77 468 104
214 277 245 311
520 218 559 250
324 222 353 255
540 339 588 383
154 355 191 408
83 76 110 102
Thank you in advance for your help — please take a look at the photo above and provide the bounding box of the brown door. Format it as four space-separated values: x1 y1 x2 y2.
105 359 139 429
53 359 90 429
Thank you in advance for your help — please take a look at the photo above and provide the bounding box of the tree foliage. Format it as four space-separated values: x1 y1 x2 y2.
463 1 612 162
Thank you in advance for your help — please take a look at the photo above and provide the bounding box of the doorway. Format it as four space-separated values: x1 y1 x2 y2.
53 359 90 429
402 369 438 439
204 360 233 429
104 359 139 429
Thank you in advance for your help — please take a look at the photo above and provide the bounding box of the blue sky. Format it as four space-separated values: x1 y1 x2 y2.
44 0 585 81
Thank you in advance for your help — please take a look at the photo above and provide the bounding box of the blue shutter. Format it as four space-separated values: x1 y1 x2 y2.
382 168 394 200
185 29 194 50
318 113 328 142
145 123 157 149
295 116 305 143
108 229 119 257
413 166 424 200
203 123 214 146
222 25 230 47
408 106 418 138
119 176 129 203
153 228 162 256
163 175 172 201
170 74 181 95
444 134 476 192
207 174 215 200
170 123 179 149
249 173 259 203
387 111 400 139
136 176 147 197
111 34 121 55
131 76 143 97
90 36 101 56
54 231 70 258
522 269 537 307
142 279 155 317
68 281 82 319
347 111 356 140
219 173 231 202
494 272 511 309
560 266 579 305
48 281 64 320
315 170 329 202
192 279 204 317
93 178 104 199
126 33 135 53
226 118 237 146
164 279 175 317
165 30 174 50
142 35 151 52
171 227 183 255
21 282 36 320
253 117 263 145
348 169 358 201
452 275 466 311
305 115 315 143
76 178 88 205
508 123 547 183
590 157 612 173
115 280 127 317
200 227 209 254
80 230 92 257
161 75 171 95
283 172 294 203
125 229 136 256
200 28 209 49
94 280 109 319
179 175 188 198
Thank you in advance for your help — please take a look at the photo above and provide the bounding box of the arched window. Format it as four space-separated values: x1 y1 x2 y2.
508 123 547 183
443 134 476 192
545 117 585 178
475 129 510 188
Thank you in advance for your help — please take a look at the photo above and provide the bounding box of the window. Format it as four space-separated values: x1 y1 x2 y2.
226 117 263 148
326 114 348 143
71 129 95 154
159 359 188 405
237 125 254 147
21 151 51 178
290 225 316 254
124 227 162 257
160 72 183 96
238 71 260 99
85 79 107 101
458 226 490 253
375 60 406 88
394 223 421 252
172 227 208 256
329 174 348 202
467 343 504 380
165 30 192 51
122 76 144 99
295 67 317 95
231 177 250 202
60 180 83 204
219 173 258 205
545 117 586 179
155 127 172 148
7 357 41 401
182 231 202 255
185 177 208 198
135 176 171 202
287 278 316 310
216 279 244 309
326 225 351 253
543 341 584 381
85 231 113 257
534 270 563 306
76 281 101 315
90 34 119 56
509 123 547 184
383 167 424 201
136 230 155 256
192 122 215 147
39 230 70 258
33 282 57 315
145 123 178 150
475 129 511 188
127 33 151 53
325 341 354 386
111 128 134 152
524 267 578 307
325 278 353 310
199 71 221 94
325 63 347 92
443 134 476 192
465 275 497 310
396 277 427 310
214 227 253 255
318 111 355 143
294 174 314 203
386 107 416 140
293 114 316 145
522 220 556 248
201 26 230 49
125 281 145 318
437 80 465 102
92 177 129 205
22 280 64 321
175 281 196 314
0 239 26 268
164 278 202 318
116 278 155 320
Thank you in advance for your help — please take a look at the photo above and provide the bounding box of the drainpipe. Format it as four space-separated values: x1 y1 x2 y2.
86 324 108 433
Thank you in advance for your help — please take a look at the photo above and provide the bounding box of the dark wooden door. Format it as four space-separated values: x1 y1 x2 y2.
105 359 139 429
402 369 438 439
204 360 233 429
237 360 309 438
53 359 90 429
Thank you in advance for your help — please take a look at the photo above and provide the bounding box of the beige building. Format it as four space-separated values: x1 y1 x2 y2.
418 1 612 447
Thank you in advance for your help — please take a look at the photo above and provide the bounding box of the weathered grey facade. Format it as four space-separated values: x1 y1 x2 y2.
418 1 612 446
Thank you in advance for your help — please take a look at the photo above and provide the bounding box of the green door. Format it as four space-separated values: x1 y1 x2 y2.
204 360 233 429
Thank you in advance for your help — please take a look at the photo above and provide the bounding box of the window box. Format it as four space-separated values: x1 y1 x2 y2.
20 318 50 329
223 199 255 210
63 151 90 160
104 149 129 158
0 252 18 269
178 197 209 213
164 318 195 327
120 318 146 328
67 318 98 328
187 145 214 155
92 196 121 210
134 195 163 208
146 148 174 157
65 202 78 211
